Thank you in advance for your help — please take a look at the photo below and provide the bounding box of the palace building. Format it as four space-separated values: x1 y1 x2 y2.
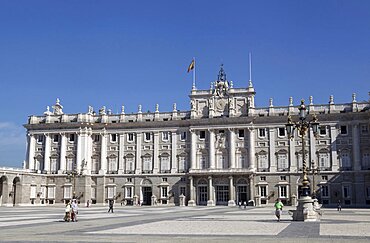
1 66 370 207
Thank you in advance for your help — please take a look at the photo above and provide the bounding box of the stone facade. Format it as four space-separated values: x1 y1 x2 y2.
1 67 370 207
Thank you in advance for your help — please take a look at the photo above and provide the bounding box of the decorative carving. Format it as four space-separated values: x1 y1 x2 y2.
52 98 64 115
99 106 106 115
214 64 229 97
88 106 93 115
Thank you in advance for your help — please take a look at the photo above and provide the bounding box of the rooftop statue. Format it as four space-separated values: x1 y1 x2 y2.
52 98 64 115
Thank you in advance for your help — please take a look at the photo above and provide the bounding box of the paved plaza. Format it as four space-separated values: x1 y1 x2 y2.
0 205 370 243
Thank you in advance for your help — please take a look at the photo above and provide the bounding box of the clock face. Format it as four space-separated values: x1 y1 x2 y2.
216 99 226 111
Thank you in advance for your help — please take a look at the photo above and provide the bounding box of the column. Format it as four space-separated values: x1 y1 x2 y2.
76 132 83 174
85 129 93 175
309 127 316 169
209 130 215 169
153 132 159 173
228 176 236 206
171 131 177 173
100 132 107 174
207 176 215 206
330 125 339 170
228 129 236 169
118 133 125 174
27 134 36 170
44 134 51 172
248 128 256 170
135 133 142 174
289 136 296 172
269 128 276 172
249 175 254 204
352 124 361 170
188 176 196 206
59 133 67 174
190 130 197 170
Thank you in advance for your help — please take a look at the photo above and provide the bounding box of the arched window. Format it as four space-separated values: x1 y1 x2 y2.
125 154 135 173
142 154 152 173
317 149 330 170
340 150 351 170
257 151 268 171
178 155 187 172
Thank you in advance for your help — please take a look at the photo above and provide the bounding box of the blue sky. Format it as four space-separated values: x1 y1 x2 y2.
0 0 369 167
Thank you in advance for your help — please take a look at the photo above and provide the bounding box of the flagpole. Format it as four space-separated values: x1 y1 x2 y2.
192 57 196 90
249 52 253 87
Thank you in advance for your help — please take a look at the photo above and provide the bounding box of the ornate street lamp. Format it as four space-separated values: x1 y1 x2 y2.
286 100 319 198
286 100 321 221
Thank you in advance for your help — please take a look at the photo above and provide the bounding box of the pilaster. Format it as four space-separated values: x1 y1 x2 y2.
229 129 236 169
269 128 276 172
190 130 197 170
100 131 107 174
118 133 125 174
248 128 256 170
228 176 236 206
153 132 159 173
209 129 215 169
188 176 196 206
207 176 215 206
135 133 142 174
171 131 177 173
59 133 67 174
44 134 51 172
27 134 36 170
352 124 361 170
330 126 339 171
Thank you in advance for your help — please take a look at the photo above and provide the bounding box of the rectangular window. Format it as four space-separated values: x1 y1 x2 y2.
107 187 116 199
343 185 351 198
180 186 186 196
47 187 55 199
37 135 44 144
321 185 329 197
161 187 168 198
319 153 330 169
260 186 267 197
178 157 186 172
238 129 244 138
340 125 348 135
111 134 117 143
50 158 58 173
145 132 151 141
199 130 206 139
64 186 72 199
200 156 208 169
126 187 133 198
143 157 152 171
69 134 75 142
280 176 286 181
366 187 370 198
361 125 369 134
279 185 287 198
30 185 37 199
40 186 46 199
125 157 134 172
53 134 59 143
93 134 100 142
260 176 266 181
259 128 266 137
162 132 170 141
180 131 187 140
91 187 96 199
319 126 327 136
160 156 170 172
278 127 286 137
322 175 328 180
128 133 134 142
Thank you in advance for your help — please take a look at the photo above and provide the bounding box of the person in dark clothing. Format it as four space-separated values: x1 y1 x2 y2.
108 200 114 213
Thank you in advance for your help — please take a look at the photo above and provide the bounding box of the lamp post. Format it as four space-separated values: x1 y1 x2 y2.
310 160 320 198
286 100 321 221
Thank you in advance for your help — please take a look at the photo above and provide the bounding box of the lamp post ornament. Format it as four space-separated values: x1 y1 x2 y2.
286 100 319 198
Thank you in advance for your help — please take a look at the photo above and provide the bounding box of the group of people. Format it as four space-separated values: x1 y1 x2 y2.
64 199 79 222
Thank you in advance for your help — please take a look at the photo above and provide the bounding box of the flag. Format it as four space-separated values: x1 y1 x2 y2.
187 59 195 72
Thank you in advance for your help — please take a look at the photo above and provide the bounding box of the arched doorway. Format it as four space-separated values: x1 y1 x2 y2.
12 177 21 206
236 178 249 205
0 176 8 206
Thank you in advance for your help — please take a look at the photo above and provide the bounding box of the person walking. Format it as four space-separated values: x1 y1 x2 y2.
274 199 284 222
337 200 342 211
71 199 79 222
64 202 72 222
108 200 114 213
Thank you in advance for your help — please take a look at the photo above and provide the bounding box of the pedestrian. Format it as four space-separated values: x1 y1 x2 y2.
86 200 90 208
108 200 114 213
71 199 79 222
64 202 72 222
274 199 284 222
238 201 241 208
243 201 247 209
337 200 342 211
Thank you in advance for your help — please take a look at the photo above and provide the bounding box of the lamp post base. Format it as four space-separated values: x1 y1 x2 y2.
290 196 321 222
